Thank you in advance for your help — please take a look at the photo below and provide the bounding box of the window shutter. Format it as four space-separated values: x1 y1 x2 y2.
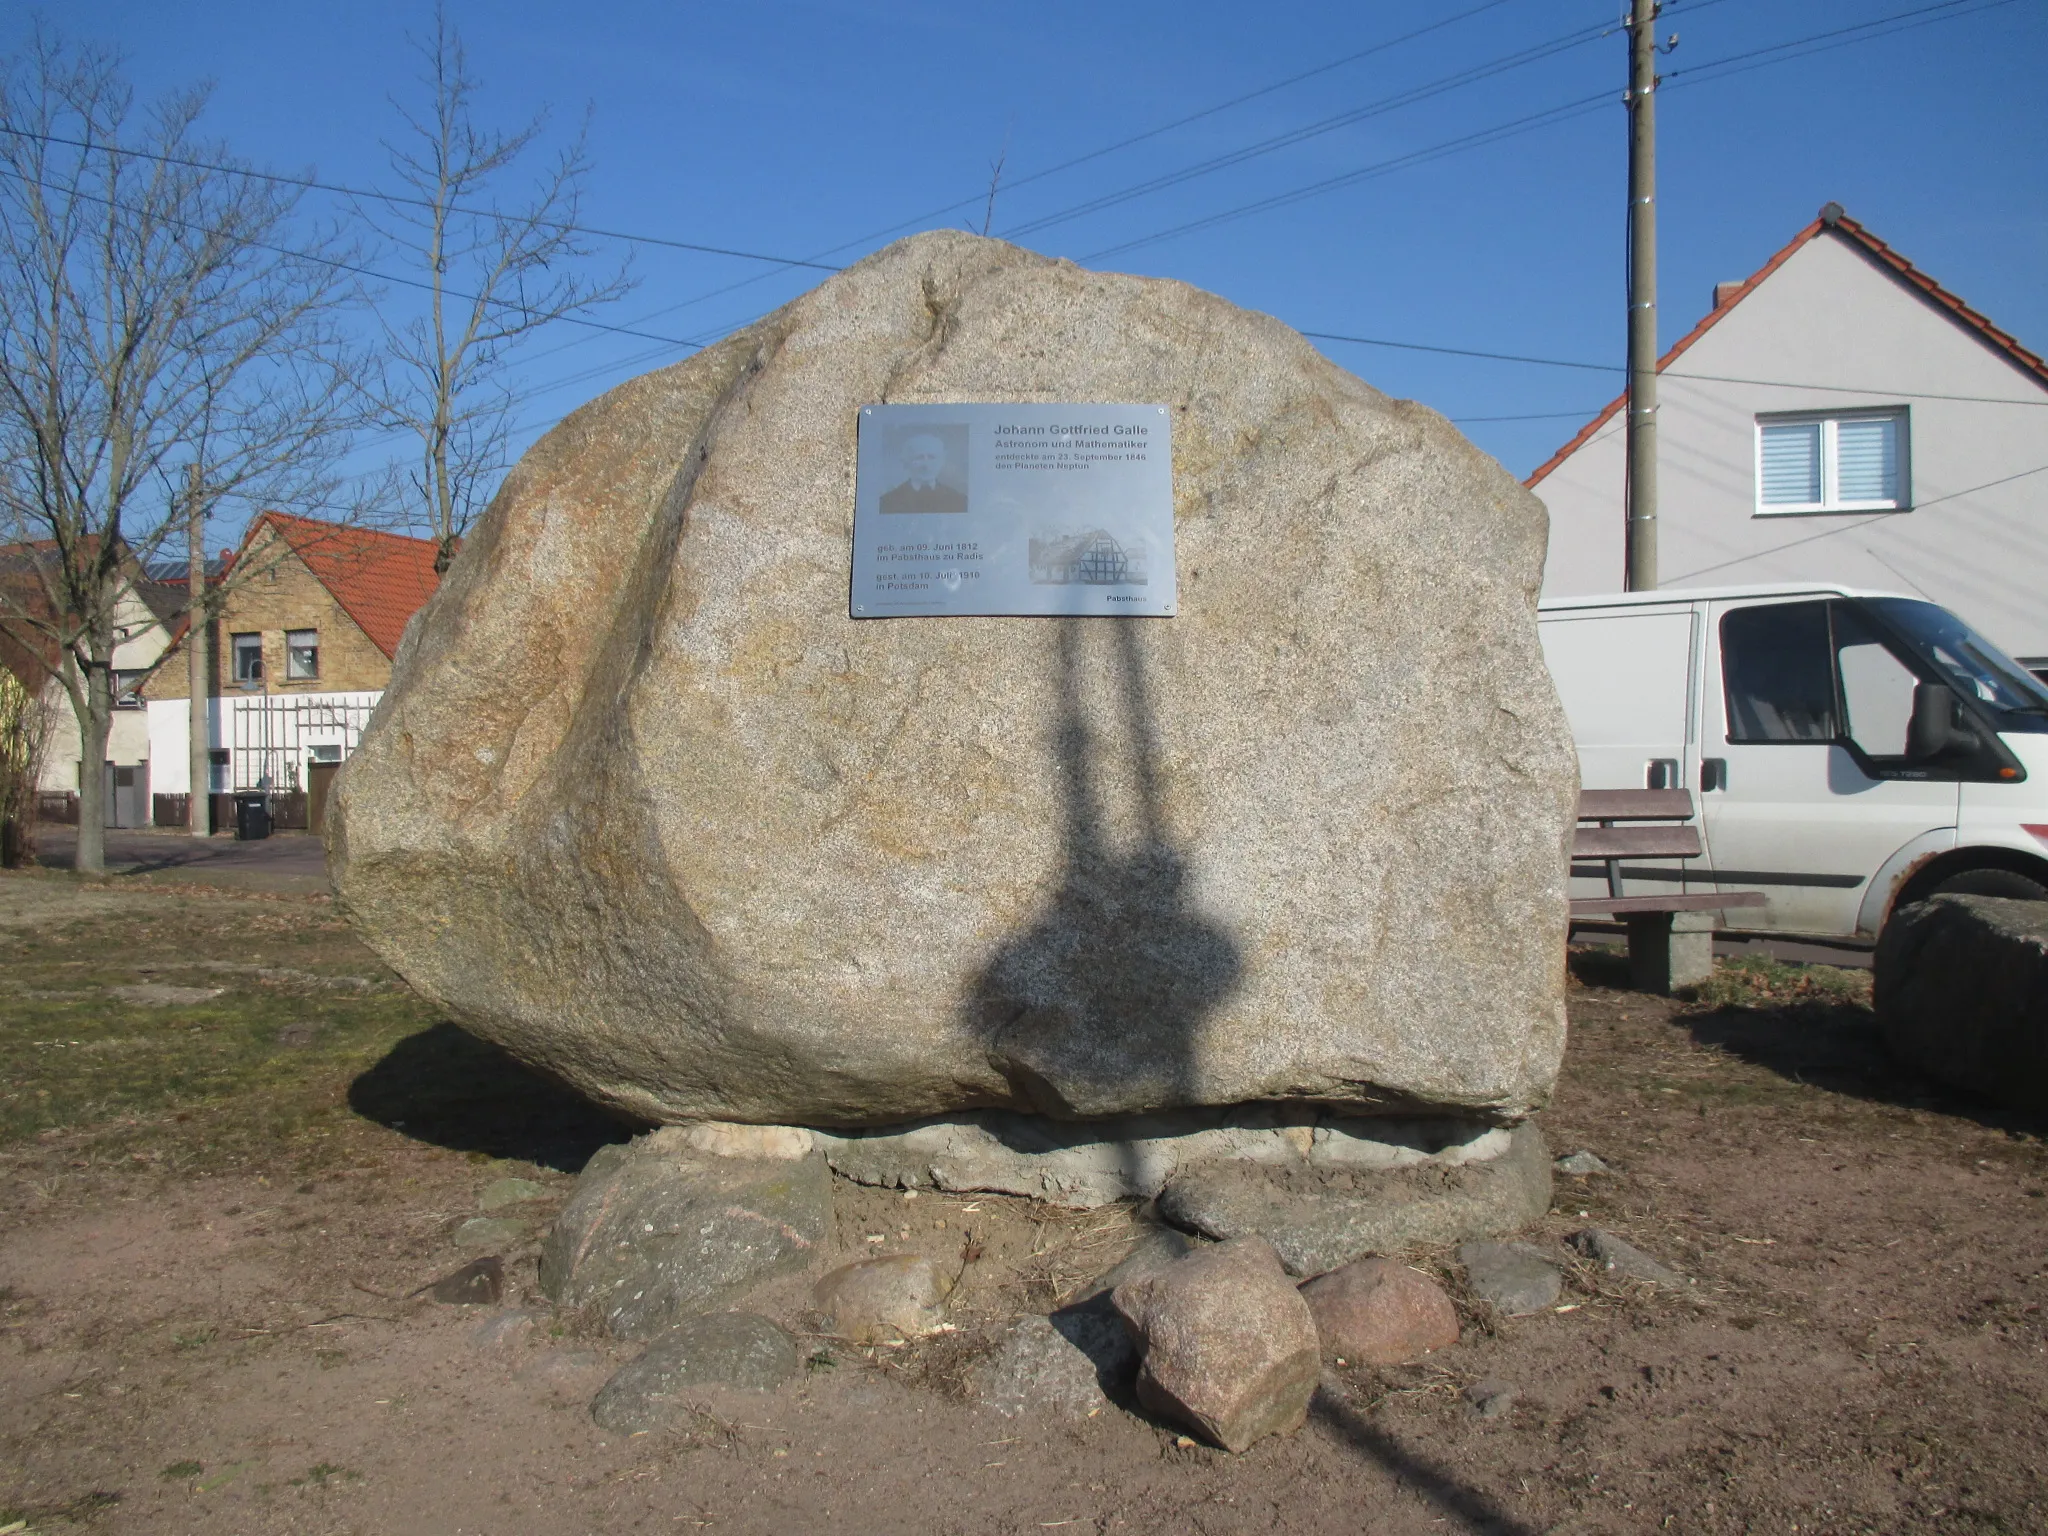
1760 421 1821 505
1835 415 1899 503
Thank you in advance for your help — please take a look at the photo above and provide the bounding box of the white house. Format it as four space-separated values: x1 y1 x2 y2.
5 513 439 832
1533 203 2048 663
0 541 179 827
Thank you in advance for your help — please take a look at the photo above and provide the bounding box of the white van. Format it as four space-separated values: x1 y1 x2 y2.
1539 584 2048 941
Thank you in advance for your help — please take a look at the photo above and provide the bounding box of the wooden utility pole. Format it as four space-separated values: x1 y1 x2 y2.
1625 0 1660 591
185 464 211 837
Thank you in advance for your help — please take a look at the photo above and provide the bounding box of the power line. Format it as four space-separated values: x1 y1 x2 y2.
1083 91 1612 261
1663 0 2020 88
0 168 708 349
522 0 1575 346
750 0 1536 269
1664 461 2048 583
483 22 1623 422
998 18 1612 242
0 124 841 271
1078 0 2019 264
1303 331 2048 407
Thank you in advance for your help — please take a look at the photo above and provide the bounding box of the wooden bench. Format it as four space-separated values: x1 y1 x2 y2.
1569 788 1765 992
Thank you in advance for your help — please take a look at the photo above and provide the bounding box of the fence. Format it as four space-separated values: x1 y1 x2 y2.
221 693 378 795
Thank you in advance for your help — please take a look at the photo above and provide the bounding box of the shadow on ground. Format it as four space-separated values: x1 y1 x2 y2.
348 1022 633 1172
1680 999 2048 1139
1570 945 2046 1138
1310 1389 1537 1535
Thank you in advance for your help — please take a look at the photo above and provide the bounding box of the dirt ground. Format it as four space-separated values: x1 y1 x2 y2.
2 869 2045 1536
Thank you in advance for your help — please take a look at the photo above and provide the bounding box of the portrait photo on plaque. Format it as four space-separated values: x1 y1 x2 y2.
877 420 969 515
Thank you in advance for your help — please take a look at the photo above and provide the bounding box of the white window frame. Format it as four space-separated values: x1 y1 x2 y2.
1754 407 1910 516
231 632 264 684
285 628 320 681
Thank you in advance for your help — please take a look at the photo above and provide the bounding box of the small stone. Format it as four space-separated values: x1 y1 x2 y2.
538 1136 831 1340
479 1177 550 1211
470 1308 538 1347
425 1256 505 1305
110 983 224 1007
1068 1226 1197 1306
1298 1258 1459 1365
972 1305 1135 1418
453 1217 526 1250
514 1349 605 1387
811 1254 950 1344
1111 1236 1320 1454
590 1313 800 1430
1553 1150 1611 1177
1457 1241 1562 1315
1569 1228 1685 1286
1463 1379 1518 1418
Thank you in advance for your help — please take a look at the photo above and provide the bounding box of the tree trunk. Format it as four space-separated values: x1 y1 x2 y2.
73 652 112 875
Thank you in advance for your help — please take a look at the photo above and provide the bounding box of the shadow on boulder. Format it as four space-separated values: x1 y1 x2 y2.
348 1021 635 1172
964 619 1242 1122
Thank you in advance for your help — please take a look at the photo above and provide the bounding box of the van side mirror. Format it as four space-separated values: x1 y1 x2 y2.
1906 681 1978 760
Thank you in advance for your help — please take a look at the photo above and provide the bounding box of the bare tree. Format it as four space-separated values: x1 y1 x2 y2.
0 32 369 874
368 8 631 574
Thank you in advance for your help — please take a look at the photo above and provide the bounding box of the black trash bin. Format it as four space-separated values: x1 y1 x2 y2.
233 794 272 841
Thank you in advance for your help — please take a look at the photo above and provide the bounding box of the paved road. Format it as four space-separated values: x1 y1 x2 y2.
27 825 331 893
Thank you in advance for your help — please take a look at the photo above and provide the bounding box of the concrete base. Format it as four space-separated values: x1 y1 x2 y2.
809 1107 1515 1210
1155 1122 1554 1275
1626 910 1717 993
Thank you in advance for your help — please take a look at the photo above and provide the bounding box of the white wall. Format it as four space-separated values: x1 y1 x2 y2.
1536 230 2048 656
146 699 197 795
39 684 155 791
31 579 176 792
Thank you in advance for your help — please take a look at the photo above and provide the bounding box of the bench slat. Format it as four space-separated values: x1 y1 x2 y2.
1573 824 1703 859
1570 891 1768 915
1577 788 1696 822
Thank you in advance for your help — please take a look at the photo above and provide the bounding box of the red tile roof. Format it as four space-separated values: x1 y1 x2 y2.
1526 205 2048 488
239 513 441 660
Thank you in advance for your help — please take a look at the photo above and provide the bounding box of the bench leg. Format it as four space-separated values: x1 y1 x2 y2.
1625 911 1717 994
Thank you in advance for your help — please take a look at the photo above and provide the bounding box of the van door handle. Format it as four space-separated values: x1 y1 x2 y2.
1701 757 1727 792
1645 758 1679 790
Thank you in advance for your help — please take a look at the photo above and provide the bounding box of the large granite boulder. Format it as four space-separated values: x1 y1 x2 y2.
330 230 1575 1128
1875 893 2048 1112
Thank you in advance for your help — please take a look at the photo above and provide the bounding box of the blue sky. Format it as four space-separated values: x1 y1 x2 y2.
11 0 2046 501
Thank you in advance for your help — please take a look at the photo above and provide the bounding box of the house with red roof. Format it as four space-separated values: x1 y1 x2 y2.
1532 203 2048 660
140 513 442 830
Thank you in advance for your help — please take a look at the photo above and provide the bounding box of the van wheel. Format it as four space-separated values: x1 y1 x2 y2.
1928 868 2048 903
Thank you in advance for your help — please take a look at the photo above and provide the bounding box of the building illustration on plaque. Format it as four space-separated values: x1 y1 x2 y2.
1029 529 1150 586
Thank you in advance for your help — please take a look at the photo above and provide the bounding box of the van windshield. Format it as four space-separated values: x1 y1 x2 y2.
1861 598 2048 725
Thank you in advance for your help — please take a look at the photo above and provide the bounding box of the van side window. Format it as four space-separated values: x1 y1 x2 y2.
1721 602 1839 742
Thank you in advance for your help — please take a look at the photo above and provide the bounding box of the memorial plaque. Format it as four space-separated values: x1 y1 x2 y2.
852 402 1175 617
